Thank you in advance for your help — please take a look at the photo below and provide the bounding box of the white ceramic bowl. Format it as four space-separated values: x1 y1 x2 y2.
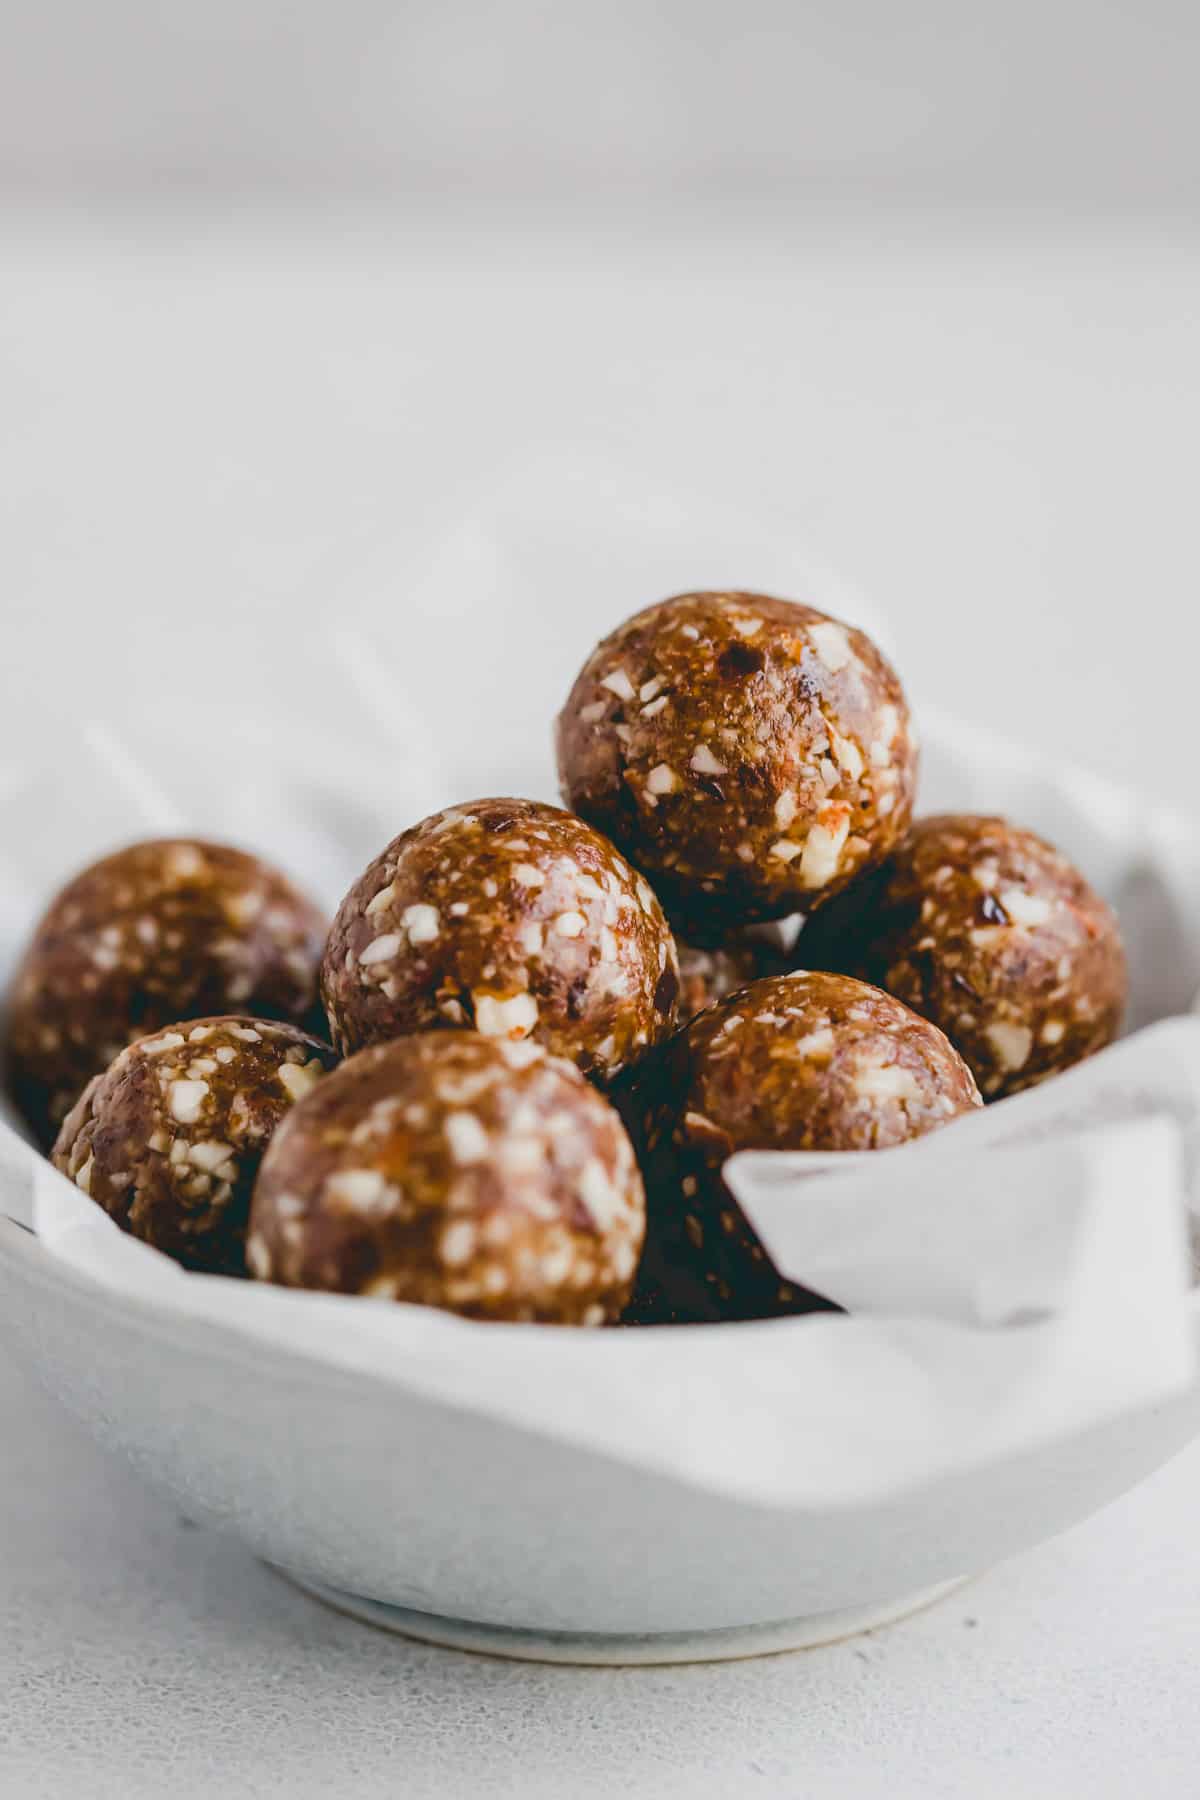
3 1217 1199 1661
3 711 1200 1662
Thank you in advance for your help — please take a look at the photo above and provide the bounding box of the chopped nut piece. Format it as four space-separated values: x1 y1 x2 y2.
358 933 402 966
830 730 864 782
798 807 850 888
854 1061 924 1103
440 1220 477 1267
168 1079 209 1124
474 991 539 1039
517 919 544 955
985 1020 1034 1072
807 620 852 670
999 888 1053 928
578 1158 623 1230
277 1059 324 1103
188 1140 235 1172
401 903 440 944
600 668 636 701
690 743 728 776
444 1110 490 1165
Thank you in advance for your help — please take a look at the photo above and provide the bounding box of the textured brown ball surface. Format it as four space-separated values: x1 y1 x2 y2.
52 1017 336 1276
798 814 1127 1099
4 839 327 1147
556 592 917 941
321 798 679 1081
628 970 980 1323
248 1032 645 1324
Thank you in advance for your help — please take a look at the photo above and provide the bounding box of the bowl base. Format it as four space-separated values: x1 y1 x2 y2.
274 1571 971 1665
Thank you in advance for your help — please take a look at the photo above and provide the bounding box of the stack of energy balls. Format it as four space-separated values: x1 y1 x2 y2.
3 591 1127 1327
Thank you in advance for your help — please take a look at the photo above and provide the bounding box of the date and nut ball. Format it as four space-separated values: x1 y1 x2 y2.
628 970 981 1323
321 798 679 1082
5 838 327 1147
556 591 918 942
799 815 1127 1100
248 1032 645 1324
52 1017 336 1276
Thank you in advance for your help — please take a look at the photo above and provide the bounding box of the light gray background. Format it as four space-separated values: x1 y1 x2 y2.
2 1 1199 221
2 7 1199 1795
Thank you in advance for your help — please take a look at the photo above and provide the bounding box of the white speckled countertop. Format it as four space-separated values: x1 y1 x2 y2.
2 217 1199 1796
4 1348 1199 1799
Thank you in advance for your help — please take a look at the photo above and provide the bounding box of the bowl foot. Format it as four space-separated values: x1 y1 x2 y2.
272 1570 971 1665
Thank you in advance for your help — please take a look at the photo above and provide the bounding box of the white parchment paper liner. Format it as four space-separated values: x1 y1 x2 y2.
1 460 1198 1511
4 1098 1192 1511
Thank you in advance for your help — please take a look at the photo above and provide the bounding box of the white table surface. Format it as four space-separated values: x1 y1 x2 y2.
2 213 1199 1796
4 1345 1199 1800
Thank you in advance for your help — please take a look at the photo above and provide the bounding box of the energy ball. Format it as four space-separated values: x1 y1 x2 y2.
5 839 327 1148
52 1017 335 1276
628 970 980 1323
321 798 679 1081
799 814 1128 1099
556 591 917 941
248 1032 645 1324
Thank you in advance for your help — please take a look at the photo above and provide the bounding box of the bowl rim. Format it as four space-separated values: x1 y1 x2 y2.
8 1211 1198 1532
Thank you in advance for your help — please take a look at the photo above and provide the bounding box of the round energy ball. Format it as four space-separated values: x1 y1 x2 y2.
628 970 981 1323
321 798 680 1081
799 814 1128 1100
4 838 327 1148
556 591 918 941
52 1017 336 1276
248 1033 645 1324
